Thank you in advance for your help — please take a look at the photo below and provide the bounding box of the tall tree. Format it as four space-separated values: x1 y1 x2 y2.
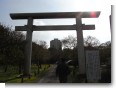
0 23 25 72
62 35 77 49
84 35 100 48
38 40 48 49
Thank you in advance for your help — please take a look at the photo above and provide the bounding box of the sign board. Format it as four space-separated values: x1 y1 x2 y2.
86 50 101 82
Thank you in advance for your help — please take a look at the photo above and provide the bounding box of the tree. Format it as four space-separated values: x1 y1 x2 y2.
0 24 15 72
62 48 73 60
32 42 41 73
84 36 100 49
48 48 61 63
32 41 50 73
99 41 111 64
37 40 48 49
0 23 25 73
62 35 77 49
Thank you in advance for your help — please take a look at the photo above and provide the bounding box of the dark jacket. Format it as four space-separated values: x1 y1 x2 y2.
56 62 70 77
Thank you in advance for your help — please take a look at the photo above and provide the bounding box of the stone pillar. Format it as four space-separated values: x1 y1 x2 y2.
76 17 85 74
24 17 33 76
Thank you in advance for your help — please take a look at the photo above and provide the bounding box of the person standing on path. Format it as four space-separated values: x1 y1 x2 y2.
56 58 70 83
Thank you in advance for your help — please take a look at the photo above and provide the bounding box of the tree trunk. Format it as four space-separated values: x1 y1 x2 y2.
19 64 22 74
4 65 8 72
39 63 42 69
37 65 40 74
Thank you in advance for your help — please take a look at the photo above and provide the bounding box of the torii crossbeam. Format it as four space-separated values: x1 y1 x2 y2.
15 24 95 31
10 11 100 77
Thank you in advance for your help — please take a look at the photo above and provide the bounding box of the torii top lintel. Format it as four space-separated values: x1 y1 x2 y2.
10 11 100 19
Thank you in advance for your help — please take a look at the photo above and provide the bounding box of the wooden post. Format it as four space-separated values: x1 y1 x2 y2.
76 17 86 75
24 17 33 76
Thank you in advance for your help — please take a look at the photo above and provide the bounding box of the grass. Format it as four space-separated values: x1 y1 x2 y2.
0 64 50 83
0 66 19 82
6 76 37 83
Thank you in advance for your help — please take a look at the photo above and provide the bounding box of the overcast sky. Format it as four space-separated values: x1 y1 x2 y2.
0 0 111 47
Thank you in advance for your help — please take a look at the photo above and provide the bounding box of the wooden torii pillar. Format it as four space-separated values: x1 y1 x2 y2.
10 12 100 76
24 17 33 76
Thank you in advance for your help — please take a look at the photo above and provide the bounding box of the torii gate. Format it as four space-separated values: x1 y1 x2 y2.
10 12 100 76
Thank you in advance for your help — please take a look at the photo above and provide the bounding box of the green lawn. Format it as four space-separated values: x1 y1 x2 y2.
0 64 50 83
